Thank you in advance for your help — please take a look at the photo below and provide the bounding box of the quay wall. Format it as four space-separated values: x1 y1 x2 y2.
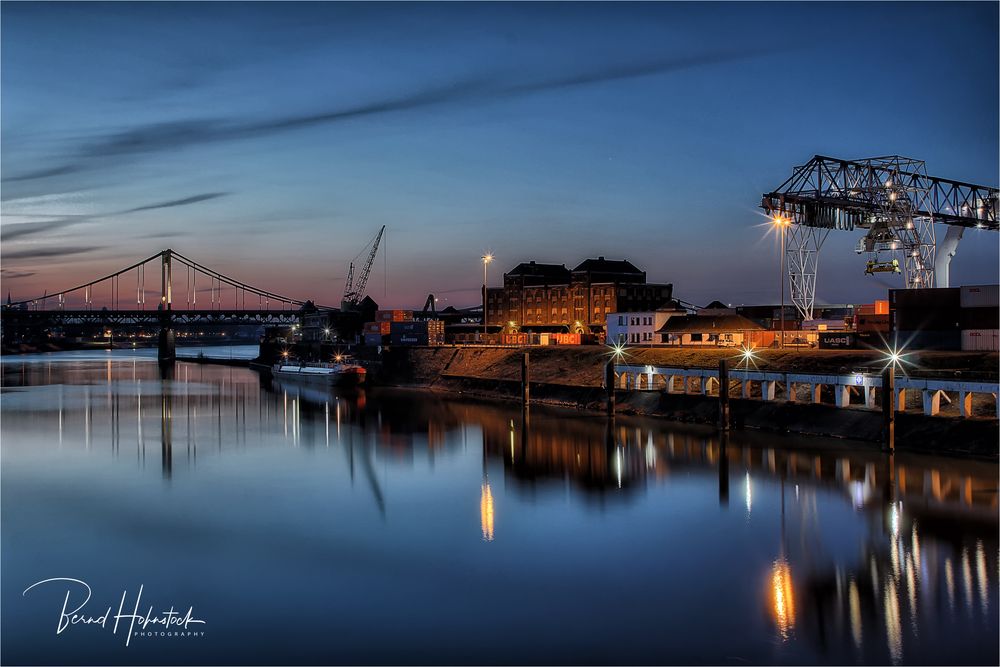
380 346 1000 458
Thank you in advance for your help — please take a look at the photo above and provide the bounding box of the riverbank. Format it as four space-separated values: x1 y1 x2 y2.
380 346 1000 459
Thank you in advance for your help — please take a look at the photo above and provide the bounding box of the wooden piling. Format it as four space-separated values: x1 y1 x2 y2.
718 359 730 431
605 359 616 415
882 366 895 452
521 352 530 407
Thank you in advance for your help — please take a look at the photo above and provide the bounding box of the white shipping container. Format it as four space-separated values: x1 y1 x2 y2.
960 284 999 309
961 329 999 352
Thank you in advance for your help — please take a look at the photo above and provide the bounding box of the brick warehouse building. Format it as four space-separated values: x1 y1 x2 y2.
485 257 673 334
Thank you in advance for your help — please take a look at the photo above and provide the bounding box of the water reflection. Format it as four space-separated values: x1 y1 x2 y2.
1 355 997 665
771 557 796 640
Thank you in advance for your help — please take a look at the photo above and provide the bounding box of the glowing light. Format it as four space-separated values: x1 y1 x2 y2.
282 351 289 358
324 328 330 335
480 483 495 542
481 253 493 265
334 354 344 362
770 558 796 640
882 343 914 374
736 344 759 371
606 341 628 363
771 214 790 227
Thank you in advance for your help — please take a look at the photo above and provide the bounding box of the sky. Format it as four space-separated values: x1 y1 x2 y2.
2 1 997 309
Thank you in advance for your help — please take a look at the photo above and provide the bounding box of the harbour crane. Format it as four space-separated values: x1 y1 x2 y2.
761 155 998 320
341 225 385 311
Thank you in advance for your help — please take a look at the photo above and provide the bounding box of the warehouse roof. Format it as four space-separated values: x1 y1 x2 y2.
505 261 570 282
572 257 643 274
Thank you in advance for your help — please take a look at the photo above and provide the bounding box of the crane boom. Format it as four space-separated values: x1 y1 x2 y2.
341 225 385 309
760 155 998 320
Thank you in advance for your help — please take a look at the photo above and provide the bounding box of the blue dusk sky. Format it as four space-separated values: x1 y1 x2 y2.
2 1 997 308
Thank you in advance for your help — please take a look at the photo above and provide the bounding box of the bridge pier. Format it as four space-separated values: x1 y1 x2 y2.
158 327 176 364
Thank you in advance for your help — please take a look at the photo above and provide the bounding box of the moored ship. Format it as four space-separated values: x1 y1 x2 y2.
271 360 366 386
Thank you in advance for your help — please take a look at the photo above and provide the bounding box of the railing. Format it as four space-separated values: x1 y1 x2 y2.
616 364 999 419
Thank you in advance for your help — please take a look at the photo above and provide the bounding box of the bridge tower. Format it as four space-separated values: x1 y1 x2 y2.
158 249 176 364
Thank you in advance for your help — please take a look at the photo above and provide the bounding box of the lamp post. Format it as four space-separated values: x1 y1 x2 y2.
773 215 789 349
481 253 493 339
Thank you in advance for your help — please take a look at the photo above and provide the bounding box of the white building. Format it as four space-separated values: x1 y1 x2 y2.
606 307 686 346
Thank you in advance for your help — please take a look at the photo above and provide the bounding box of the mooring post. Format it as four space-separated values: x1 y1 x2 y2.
521 351 530 407
718 359 730 431
605 359 616 416
882 365 895 452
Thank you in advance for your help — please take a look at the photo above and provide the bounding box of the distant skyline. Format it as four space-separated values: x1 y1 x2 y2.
2 1 997 309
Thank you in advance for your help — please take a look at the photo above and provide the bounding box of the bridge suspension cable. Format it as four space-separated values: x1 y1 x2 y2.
6 249 326 311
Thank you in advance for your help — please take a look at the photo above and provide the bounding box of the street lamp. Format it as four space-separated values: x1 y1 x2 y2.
772 215 790 349
481 253 493 338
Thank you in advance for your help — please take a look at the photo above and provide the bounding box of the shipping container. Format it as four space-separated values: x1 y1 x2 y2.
890 288 962 332
552 333 580 345
890 287 960 307
960 284 999 309
376 310 414 323
819 332 855 349
363 332 386 347
894 330 960 351
391 333 428 346
856 300 889 316
855 314 890 333
389 320 444 345
959 307 1000 330
961 329 1000 352
363 321 391 335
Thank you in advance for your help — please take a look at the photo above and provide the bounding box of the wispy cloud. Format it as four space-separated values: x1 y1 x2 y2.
0 217 85 241
4 46 784 182
120 192 227 213
0 192 229 241
0 268 37 279
1 165 81 183
2 245 100 260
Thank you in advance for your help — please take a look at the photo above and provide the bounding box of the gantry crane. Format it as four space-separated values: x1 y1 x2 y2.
761 155 998 320
341 225 385 311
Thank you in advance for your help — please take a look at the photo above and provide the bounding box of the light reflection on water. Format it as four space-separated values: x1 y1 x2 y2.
1 352 997 666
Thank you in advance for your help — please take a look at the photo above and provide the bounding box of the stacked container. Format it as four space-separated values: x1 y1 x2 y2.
959 285 999 351
376 310 414 323
390 320 444 346
889 287 961 350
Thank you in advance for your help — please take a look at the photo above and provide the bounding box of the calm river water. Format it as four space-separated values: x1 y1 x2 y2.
2 350 997 665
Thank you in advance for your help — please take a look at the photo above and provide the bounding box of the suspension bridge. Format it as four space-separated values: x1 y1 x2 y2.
2 249 325 362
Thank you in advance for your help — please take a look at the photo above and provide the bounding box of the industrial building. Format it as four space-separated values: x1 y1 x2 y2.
658 313 766 347
485 257 673 335
606 304 688 345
